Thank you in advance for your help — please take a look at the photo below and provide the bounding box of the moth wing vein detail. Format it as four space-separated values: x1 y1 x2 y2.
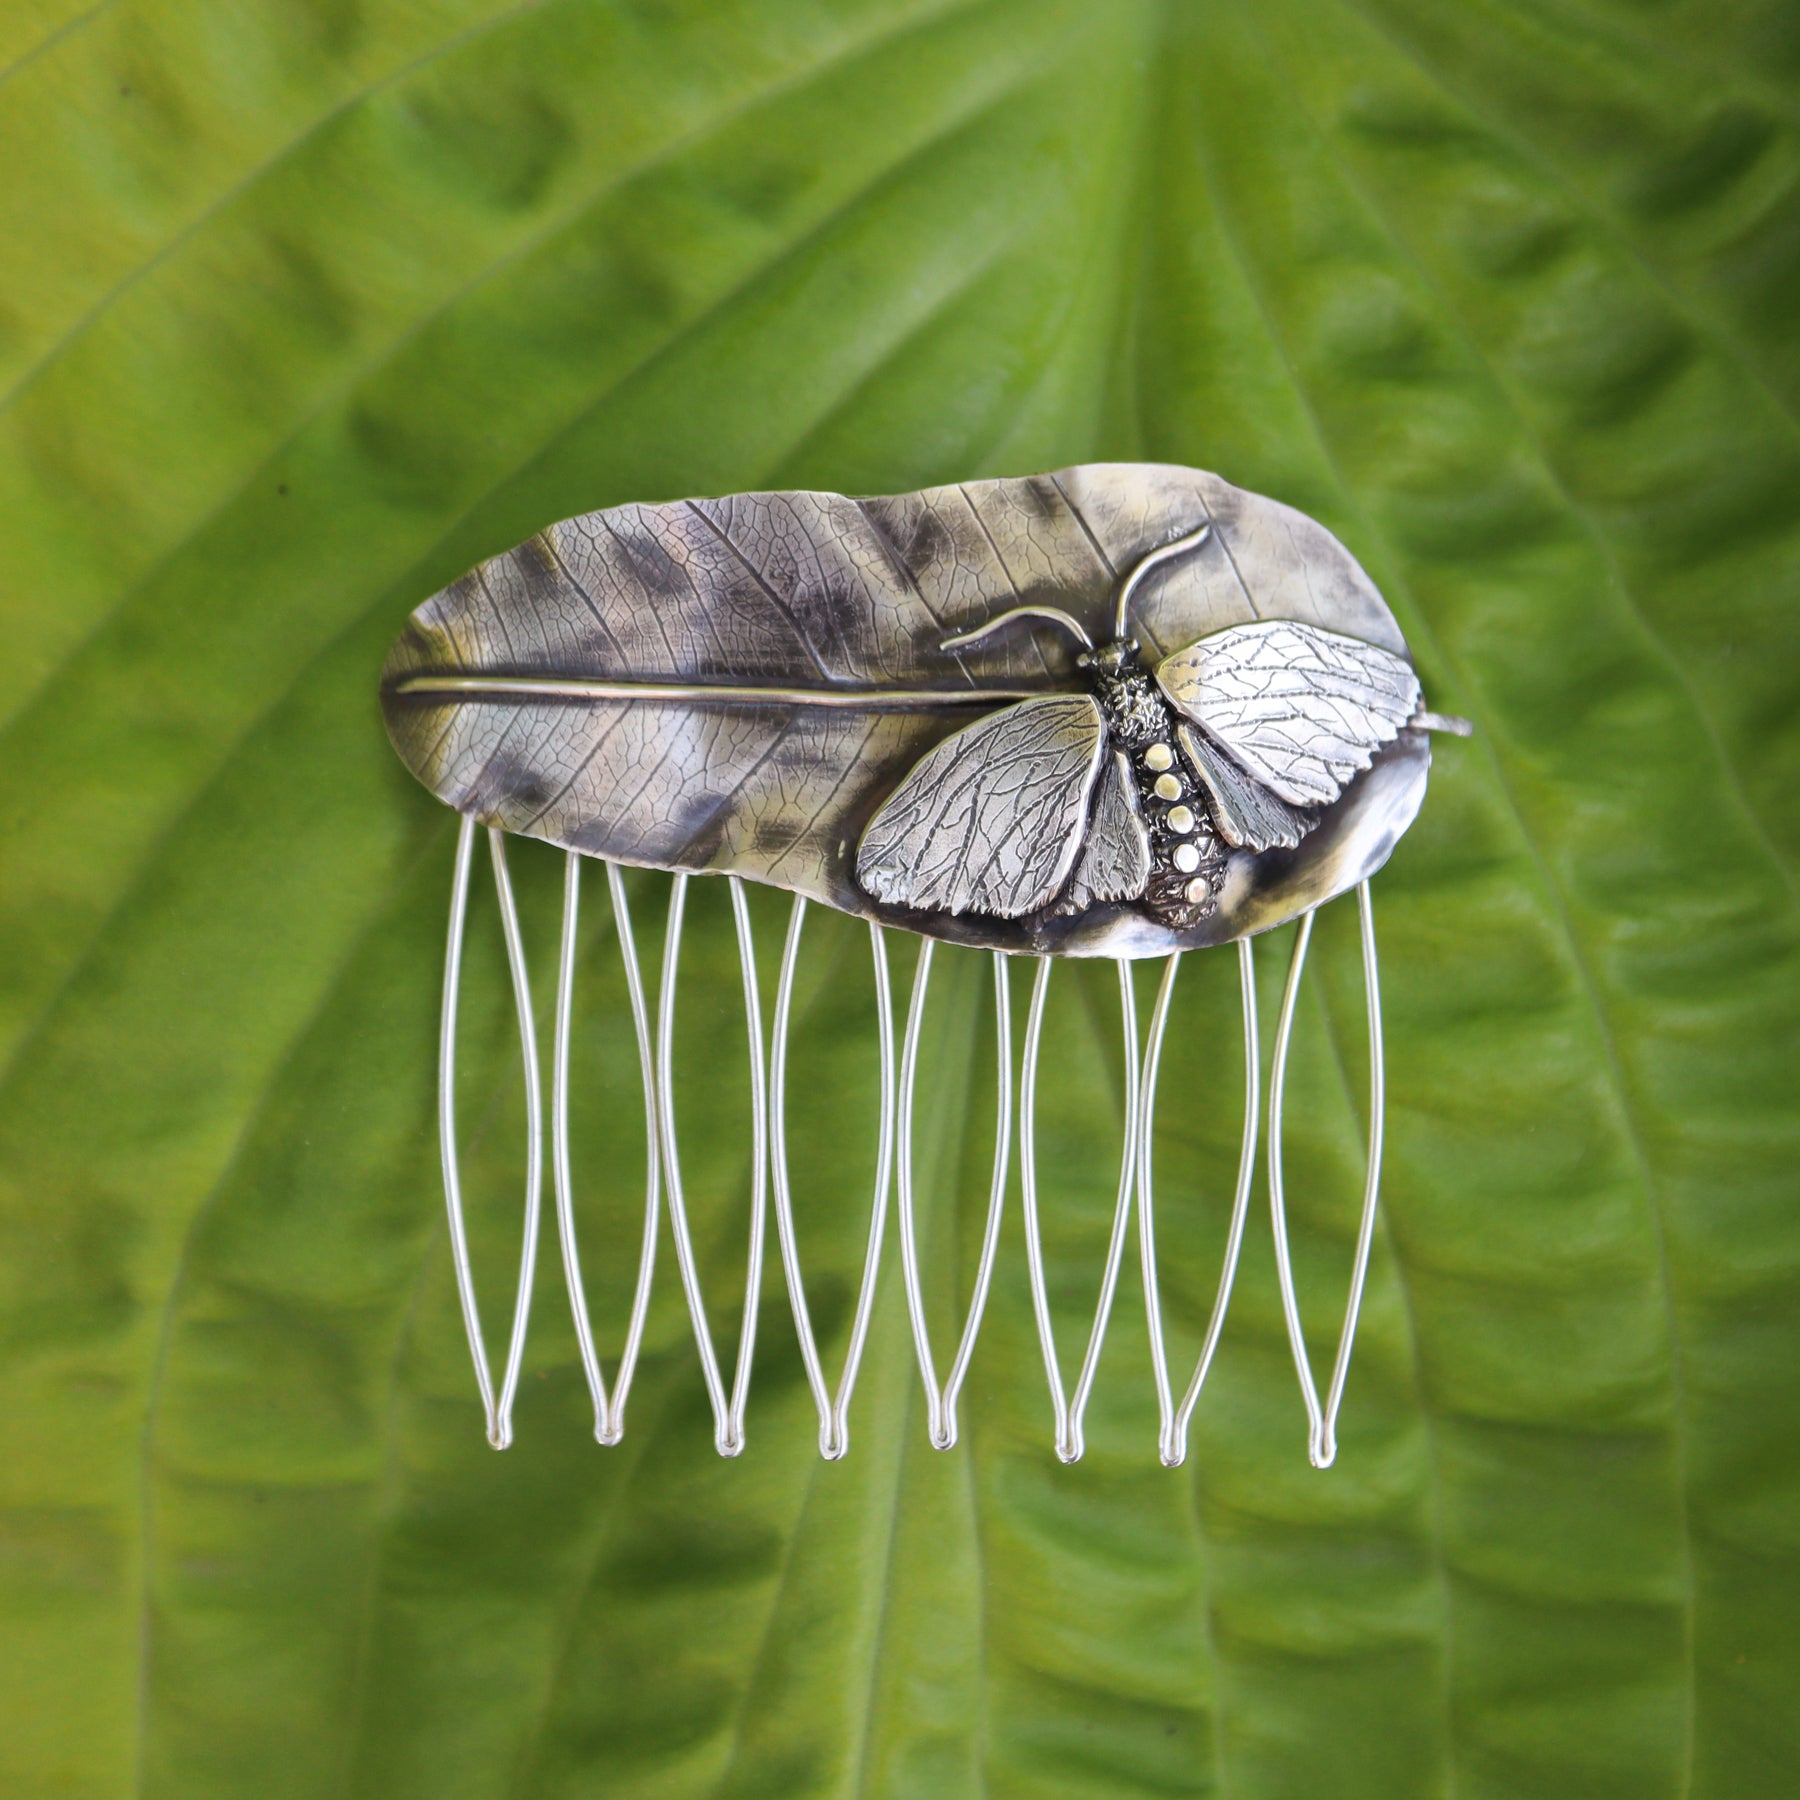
855 696 1104 919
1156 619 1420 807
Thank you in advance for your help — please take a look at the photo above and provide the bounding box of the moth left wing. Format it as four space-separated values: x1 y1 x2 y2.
1155 619 1420 807
856 696 1105 918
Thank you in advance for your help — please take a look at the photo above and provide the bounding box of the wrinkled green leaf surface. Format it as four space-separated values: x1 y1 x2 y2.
3 0 1798 1793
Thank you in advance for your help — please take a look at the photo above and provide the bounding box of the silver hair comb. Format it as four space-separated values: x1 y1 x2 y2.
381 463 1468 1468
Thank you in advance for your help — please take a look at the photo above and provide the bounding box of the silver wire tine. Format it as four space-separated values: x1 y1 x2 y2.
1317 881 1385 1468
896 940 940 1441
1268 910 1321 1460
896 945 1013 1450
601 859 660 1444
552 851 611 1439
1020 958 1139 1463
937 952 1011 1448
440 815 500 1443
487 826 546 1450
770 901 897 1458
1266 888 1387 1469
724 876 770 1453
549 854 662 1447
1137 943 1261 1468
1267 914 1339 1461
1137 955 1180 1462
657 874 730 1449
654 874 770 1456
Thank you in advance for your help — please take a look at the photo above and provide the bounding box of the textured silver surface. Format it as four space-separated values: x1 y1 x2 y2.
855 695 1103 917
1155 618 1420 806
382 464 1432 955
1061 752 1152 913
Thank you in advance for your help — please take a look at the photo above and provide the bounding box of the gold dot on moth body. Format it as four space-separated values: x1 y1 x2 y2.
1166 804 1196 834
1172 842 1201 873
1153 773 1182 801
1143 742 1174 773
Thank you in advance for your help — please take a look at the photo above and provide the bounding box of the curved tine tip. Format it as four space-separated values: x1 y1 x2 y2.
1310 1427 1338 1470
716 1425 745 1459
487 1420 512 1451
1055 1427 1084 1465
1158 1423 1187 1469
929 1411 958 1452
596 1413 624 1447
820 1417 848 1461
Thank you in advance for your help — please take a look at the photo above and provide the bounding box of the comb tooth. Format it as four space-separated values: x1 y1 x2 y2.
440 815 499 1443
439 817 548 1450
1268 910 1320 1460
1320 881 1386 1469
1019 958 1139 1465
553 852 606 1438
656 874 770 1457
1267 882 1389 1461
1266 884 1385 1470
771 902 897 1459
895 947 1013 1453
1138 942 1261 1469
550 854 661 1448
895 940 939 1444
724 876 770 1455
604 859 661 1445
934 952 1011 1450
1137 954 1183 1463
486 828 547 1451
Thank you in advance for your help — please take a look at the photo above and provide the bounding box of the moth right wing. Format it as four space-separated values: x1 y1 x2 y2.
1156 618 1420 807
1060 750 1152 911
857 696 1105 918
1176 724 1313 853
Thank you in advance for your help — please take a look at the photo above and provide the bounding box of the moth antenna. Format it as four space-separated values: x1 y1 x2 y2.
896 946 1013 1451
771 898 897 1460
940 605 1093 656
1113 521 1213 639
1137 937 1259 1468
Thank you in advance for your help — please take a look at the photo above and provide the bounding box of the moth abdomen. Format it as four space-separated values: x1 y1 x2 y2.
1084 643 1227 929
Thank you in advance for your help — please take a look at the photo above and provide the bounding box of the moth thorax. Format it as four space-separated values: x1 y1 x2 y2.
1087 646 1164 748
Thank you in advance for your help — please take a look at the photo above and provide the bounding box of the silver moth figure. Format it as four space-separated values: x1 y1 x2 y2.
382 465 1467 1467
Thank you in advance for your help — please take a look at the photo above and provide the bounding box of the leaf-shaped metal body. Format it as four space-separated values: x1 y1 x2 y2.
382 464 1433 956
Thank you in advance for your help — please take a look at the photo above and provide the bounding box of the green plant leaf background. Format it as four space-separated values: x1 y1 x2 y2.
4 0 1798 1794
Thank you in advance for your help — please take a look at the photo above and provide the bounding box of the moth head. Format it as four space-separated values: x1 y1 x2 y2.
1075 638 1139 674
